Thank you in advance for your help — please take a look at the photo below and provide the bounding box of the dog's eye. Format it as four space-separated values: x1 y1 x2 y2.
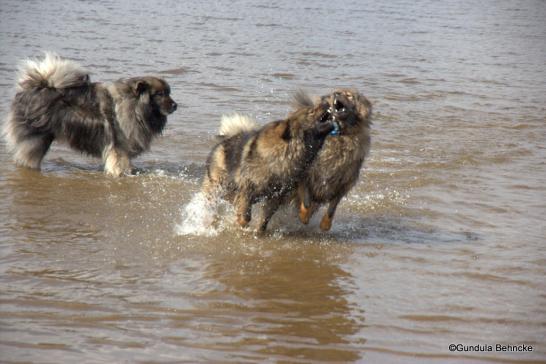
155 91 165 97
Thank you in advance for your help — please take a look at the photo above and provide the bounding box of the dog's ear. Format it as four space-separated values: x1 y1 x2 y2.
355 93 372 123
133 80 149 96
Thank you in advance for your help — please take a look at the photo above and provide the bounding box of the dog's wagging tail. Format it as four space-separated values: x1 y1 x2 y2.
3 52 177 176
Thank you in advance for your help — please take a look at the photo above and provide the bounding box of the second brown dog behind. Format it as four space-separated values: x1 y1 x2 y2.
295 89 372 231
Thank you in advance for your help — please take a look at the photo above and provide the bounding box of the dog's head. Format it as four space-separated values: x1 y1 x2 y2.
290 91 335 138
129 77 178 116
321 89 372 132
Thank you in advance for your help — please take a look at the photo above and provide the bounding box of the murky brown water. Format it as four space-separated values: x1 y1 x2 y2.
1 0 545 362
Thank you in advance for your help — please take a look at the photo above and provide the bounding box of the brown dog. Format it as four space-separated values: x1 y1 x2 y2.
295 89 372 231
203 95 336 233
3 53 177 176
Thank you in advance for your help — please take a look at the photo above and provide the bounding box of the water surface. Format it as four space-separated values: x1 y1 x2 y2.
0 0 545 362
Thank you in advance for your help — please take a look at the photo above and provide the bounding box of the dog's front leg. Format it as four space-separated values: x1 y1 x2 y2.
103 146 131 177
320 194 343 231
102 105 133 177
297 184 317 224
234 192 252 228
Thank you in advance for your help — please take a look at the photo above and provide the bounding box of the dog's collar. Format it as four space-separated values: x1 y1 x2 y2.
328 107 341 136
330 122 340 136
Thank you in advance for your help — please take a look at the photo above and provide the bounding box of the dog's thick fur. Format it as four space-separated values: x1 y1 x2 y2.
3 53 177 176
203 96 335 233
295 89 372 231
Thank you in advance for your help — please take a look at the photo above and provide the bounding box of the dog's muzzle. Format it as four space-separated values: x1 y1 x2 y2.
328 93 353 134
316 108 336 136
325 104 341 136
332 93 349 120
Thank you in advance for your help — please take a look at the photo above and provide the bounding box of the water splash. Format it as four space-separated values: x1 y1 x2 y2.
175 192 236 237
175 192 218 236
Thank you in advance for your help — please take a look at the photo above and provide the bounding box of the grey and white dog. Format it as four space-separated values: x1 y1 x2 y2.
3 53 177 176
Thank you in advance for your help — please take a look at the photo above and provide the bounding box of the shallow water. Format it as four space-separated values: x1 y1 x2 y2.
1 0 545 362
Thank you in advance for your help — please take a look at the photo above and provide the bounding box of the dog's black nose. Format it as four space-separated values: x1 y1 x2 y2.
171 102 178 111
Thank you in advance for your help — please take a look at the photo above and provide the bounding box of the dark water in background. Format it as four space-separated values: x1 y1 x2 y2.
1 0 545 362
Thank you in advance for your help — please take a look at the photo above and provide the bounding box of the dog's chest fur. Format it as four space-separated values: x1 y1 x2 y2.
307 128 370 200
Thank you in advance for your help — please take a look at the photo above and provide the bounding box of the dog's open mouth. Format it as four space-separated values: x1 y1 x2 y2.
331 95 351 126
318 109 332 124
334 99 346 113
316 108 339 136
318 108 341 136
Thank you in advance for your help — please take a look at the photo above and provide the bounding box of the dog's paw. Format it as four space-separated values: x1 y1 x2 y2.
104 149 131 177
236 215 250 228
319 214 332 231
104 166 124 177
299 202 311 224
105 165 134 177
130 166 146 175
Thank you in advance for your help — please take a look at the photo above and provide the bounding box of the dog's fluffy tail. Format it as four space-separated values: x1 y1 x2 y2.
16 52 90 91
218 113 258 138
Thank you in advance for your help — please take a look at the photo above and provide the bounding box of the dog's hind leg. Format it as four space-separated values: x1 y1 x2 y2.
258 197 282 234
320 194 343 231
202 162 227 202
13 135 54 170
234 191 252 228
201 176 217 201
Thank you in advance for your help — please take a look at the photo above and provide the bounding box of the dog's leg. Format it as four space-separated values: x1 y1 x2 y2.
297 184 316 224
201 175 222 226
103 146 131 177
258 198 282 234
234 192 252 228
300 201 319 225
202 168 226 202
101 102 133 177
320 195 343 231
13 135 54 170
201 175 216 202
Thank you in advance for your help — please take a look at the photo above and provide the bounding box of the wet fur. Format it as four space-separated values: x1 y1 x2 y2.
3 53 177 176
203 96 334 233
295 89 372 231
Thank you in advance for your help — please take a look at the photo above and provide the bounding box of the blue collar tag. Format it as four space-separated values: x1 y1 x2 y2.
330 121 340 136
